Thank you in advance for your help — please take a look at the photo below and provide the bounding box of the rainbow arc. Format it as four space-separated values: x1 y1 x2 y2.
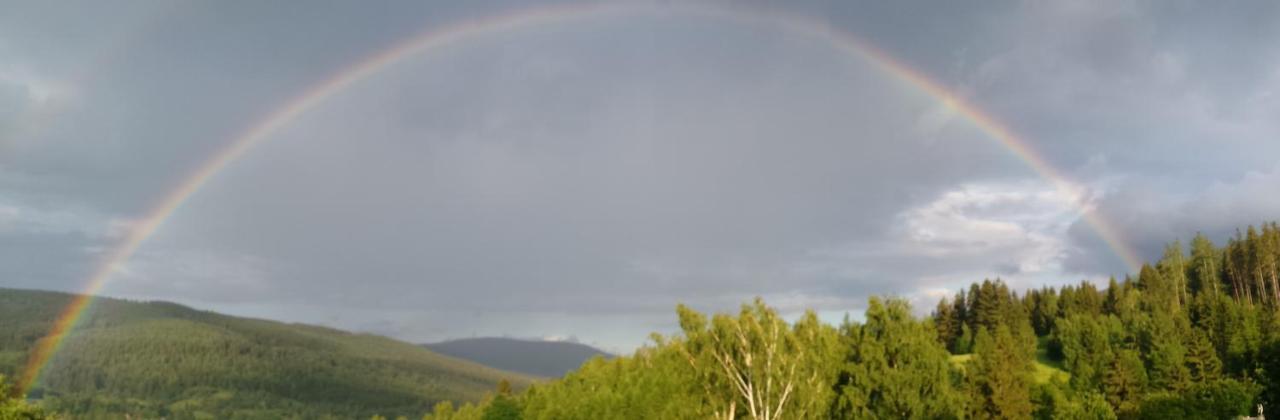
17 2 1144 393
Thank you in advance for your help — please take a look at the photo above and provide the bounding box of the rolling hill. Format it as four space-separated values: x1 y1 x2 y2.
425 337 612 378
0 288 533 419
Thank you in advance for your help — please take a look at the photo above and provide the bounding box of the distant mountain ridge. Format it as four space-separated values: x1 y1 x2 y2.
425 337 613 378
0 287 533 419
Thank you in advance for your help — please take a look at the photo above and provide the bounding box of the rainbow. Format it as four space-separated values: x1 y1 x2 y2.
17 2 1146 393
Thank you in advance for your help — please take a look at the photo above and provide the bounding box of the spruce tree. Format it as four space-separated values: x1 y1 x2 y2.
1103 349 1148 415
966 325 1035 419
1189 233 1221 296
1144 313 1191 392
1184 333 1222 383
1160 241 1190 310
934 297 959 352
1053 314 1116 391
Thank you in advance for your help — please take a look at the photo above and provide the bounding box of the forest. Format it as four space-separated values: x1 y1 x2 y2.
414 224 1280 420
0 289 531 419
2 223 1280 419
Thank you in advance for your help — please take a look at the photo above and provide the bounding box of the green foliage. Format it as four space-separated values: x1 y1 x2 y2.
0 375 54 420
1260 339 1280 416
479 396 519 420
8 220 1280 418
1103 349 1148 416
833 298 961 419
1032 379 1115 420
954 324 973 355
966 325 1036 419
1184 333 1222 383
675 299 840 420
1141 315 1191 392
1134 267 1194 392
520 300 843 420
1051 314 1120 391
0 289 531 419
422 400 484 420
517 345 704 420
933 298 960 352
477 377 520 420
1027 288 1060 337
1134 379 1259 420
474 223 1280 418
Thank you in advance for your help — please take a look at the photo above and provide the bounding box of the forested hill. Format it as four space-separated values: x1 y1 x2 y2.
0 288 533 419
425 337 612 378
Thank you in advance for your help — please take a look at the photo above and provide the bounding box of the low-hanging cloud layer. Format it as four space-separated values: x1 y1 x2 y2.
2 0 1278 351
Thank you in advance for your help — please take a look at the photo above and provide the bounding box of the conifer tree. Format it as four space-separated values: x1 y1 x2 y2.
1029 288 1059 337
1160 240 1190 310
1103 277 1122 315
1185 333 1222 383
1189 233 1221 296
1138 265 1176 312
1103 349 1148 415
1223 301 1264 376
966 325 1035 419
955 324 974 355
1248 226 1270 308
1261 224 1280 307
933 297 959 352
1143 311 1192 392
1053 314 1116 391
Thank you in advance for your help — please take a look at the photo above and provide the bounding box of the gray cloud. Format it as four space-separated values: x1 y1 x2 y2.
961 1 1280 276
1 0 1277 349
1067 165 1280 274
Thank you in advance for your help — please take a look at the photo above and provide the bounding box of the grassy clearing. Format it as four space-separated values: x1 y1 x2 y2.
948 346 1071 385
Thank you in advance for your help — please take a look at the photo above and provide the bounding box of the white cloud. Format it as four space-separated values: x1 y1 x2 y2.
793 179 1090 309
895 182 1075 263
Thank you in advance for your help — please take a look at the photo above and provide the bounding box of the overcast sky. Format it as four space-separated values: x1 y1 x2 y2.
2 0 1278 352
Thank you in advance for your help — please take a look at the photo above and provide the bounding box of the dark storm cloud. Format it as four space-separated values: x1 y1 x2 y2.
1066 166 1280 274
1 0 1278 349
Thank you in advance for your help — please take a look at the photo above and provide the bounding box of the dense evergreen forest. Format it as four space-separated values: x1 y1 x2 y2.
0 290 532 419
2 223 1279 419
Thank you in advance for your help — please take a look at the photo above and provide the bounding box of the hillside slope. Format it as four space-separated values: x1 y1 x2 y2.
425 337 612 378
0 288 532 419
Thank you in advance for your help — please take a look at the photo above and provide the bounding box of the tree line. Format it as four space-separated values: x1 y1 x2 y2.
408 224 1280 420
6 222 1280 419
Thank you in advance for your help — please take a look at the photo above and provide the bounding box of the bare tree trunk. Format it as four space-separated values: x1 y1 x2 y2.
1255 267 1268 309
1208 258 1219 296
1176 252 1187 310
1228 249 1244 304
1269 268 1279 310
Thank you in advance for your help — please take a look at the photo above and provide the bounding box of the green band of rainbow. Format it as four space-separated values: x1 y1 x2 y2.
18 2 1145 393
